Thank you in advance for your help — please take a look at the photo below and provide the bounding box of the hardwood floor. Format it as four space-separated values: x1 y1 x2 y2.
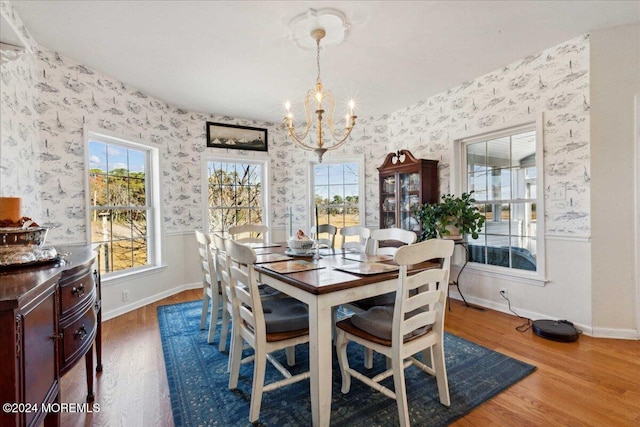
60 290 640 426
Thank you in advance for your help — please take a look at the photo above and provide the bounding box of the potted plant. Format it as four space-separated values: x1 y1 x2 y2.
413 192 485 241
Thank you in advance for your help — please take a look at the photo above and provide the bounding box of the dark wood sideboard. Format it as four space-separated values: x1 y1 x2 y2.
0 245 102 427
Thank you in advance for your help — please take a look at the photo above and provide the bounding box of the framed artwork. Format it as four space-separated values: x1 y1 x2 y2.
206 122 268 152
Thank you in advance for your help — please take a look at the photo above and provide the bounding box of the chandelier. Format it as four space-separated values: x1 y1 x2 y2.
284 28 357 163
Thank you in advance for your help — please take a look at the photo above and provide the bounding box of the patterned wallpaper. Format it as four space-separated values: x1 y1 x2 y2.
1 0 590 243
386 35 590 236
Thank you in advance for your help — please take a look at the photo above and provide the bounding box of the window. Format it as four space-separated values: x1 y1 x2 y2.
87 131 160 276
205 159 267 234
313 160 364 247
459 121 544 277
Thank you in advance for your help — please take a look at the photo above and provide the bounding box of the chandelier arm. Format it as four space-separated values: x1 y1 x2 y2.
325 126 355 151
287 127 321 151
328 126 354 143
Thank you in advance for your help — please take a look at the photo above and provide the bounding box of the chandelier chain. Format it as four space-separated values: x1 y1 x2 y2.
316 38 321 84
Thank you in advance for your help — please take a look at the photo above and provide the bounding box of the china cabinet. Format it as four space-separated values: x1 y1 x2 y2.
378 150 439 233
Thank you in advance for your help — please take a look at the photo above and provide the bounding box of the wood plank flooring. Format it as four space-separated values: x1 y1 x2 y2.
60 290 640 426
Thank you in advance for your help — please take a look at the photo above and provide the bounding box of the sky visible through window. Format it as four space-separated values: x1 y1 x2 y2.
89 141 145 173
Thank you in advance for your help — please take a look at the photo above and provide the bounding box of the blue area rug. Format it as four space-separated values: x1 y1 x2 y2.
158 300 535 426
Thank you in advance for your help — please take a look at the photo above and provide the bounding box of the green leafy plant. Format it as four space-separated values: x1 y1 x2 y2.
413 192 485 241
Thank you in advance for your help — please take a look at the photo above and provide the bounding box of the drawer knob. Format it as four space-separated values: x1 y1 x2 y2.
50 333 63 340
72 284 85 297
74 325 87 340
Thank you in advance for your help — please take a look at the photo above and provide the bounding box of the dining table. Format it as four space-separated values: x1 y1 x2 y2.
252 243 439 427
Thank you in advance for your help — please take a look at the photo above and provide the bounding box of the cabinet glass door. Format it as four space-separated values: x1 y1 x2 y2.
399 172 421 232
381 175 396 228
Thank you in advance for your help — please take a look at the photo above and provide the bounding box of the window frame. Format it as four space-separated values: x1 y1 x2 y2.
201 153 270 237
308 156 366 234
84 128 162 279
451 115 546 286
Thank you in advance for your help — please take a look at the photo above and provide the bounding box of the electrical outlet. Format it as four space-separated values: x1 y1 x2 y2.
499 288 508 298
122 290 129 302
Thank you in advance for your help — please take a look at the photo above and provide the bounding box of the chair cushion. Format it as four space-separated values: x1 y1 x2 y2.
258 284 282 299
350 292 396 310
350 305 430 341
262 297 309 334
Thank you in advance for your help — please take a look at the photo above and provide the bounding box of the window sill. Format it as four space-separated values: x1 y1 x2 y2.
461 262 547 287
101 264 167 287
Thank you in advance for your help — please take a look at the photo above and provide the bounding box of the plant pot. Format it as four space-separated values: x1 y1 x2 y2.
440 222 463 240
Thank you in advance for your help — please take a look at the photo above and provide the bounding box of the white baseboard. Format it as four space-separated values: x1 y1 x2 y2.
590 327 639 340
102 281 201 321
448 291 637 340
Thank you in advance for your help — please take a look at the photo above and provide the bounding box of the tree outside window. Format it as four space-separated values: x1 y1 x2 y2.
314 162 361 247
88 140 152 275
206 161 264 234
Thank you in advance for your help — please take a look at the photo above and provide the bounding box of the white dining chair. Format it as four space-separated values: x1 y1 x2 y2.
194 230 221 344
368 227 417 256
212 233 233 353
335 238 455 427
312 224 337 249
226 239 311 424
340 225 371 254
346 227 417 367
228 223 268 245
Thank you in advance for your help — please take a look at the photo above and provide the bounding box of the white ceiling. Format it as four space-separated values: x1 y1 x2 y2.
7 1 640 123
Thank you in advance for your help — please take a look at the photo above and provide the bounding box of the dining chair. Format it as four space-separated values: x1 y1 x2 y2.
331 225 372 337
340 225 371 254
226 239 311 424
194 230 221 344
335 238 455 427
312 224 337 249
228 223 268 245
346 227 418 367
213 232 284 358
368 227 417 256
350 228 417 311
212 233 233 353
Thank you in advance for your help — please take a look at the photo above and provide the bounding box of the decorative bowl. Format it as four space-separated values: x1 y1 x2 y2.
288 237 314 254
0 226 49 247
0 227 56 267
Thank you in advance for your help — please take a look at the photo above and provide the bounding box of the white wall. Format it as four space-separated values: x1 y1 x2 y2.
590 24 640 337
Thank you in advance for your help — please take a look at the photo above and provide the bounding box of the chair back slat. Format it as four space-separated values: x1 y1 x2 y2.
403 287 441 313
401 310 438 336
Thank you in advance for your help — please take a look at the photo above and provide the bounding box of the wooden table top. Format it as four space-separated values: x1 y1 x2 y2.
254 243 439 295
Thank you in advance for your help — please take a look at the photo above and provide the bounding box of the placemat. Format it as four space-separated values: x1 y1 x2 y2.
255 253 293 264
342 253 393 263
261 260 325 274
333 262 399 275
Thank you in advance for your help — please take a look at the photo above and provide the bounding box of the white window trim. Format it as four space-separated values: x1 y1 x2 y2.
308 155 366 231
201 153 270 239
450 114 547 285
83 127 163 278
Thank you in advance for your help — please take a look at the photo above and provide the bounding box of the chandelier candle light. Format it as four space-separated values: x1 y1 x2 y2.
284 28 357 163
